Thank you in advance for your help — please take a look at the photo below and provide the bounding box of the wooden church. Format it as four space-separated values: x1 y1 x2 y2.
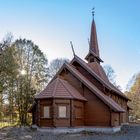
29 15 130 128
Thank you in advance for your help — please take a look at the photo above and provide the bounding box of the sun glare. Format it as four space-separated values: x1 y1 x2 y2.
21 69 26 75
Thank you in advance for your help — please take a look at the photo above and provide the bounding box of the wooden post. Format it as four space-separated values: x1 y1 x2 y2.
70 99 74 127
110 109 113 127
119 112 121 125
37 100 40 126
52 99 56 127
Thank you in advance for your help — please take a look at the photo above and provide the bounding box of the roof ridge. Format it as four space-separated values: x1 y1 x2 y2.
35 79 56 98
52 78 59 97
72 55 129 100
59 78 75 98
60 78 87 101
92 62 101 77
95 62 109 82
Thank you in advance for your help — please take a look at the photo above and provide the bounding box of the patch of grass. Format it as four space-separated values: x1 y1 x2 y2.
0 121 17 128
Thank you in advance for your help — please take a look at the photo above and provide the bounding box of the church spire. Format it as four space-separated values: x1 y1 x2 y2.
89 16 99 57
85 9 103 63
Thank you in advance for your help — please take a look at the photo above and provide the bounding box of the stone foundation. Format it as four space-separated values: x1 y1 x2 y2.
32 125 122 134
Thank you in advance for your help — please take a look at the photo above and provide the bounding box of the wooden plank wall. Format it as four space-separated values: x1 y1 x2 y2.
72 100 84 126
111 112 120 127
84 87 111 126
61 70 111 126
39 99 53 127
54 99 71 127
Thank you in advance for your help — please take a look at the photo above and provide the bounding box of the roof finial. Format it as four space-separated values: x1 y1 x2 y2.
70 41 75 56
92 7 95 17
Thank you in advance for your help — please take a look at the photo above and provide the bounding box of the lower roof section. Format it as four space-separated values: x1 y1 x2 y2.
35 77 87 101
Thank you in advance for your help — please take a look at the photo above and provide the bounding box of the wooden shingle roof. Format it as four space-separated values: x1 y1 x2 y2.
35 77 87 101
89 18 99 56
71 55 129 100
87 61 109 82
85 50 103 63
85 18 103 63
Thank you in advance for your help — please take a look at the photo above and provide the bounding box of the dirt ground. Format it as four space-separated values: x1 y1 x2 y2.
0 124 140 140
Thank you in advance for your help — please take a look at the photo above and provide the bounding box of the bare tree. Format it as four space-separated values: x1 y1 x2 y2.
48 58 69 79
103 64 122 90
103 65 116 83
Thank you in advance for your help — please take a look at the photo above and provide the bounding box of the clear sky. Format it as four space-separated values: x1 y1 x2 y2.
0 0 140 91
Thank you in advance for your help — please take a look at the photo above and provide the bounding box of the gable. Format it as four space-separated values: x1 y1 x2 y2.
56 63 125 112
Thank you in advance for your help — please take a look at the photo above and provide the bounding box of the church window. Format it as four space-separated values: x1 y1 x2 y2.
43 106 50 118
58 106 67 118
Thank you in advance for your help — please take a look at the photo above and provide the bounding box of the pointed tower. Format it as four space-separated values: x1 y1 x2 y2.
85 13 103 63
85 11 110 82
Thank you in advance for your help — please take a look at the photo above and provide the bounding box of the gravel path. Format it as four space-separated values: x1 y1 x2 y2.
0 124 140 140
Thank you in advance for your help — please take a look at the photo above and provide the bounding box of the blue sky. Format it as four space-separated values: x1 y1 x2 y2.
0 0 140 91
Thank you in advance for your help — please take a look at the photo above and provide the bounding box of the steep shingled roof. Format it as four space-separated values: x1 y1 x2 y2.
71 55 129 100
85 50 103 63
85 18 103 63
89 18 99 56
87 62 109 82
35 77 87 101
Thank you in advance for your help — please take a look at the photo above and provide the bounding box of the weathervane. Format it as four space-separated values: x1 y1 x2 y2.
70 41 75 56
92 7 95 17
